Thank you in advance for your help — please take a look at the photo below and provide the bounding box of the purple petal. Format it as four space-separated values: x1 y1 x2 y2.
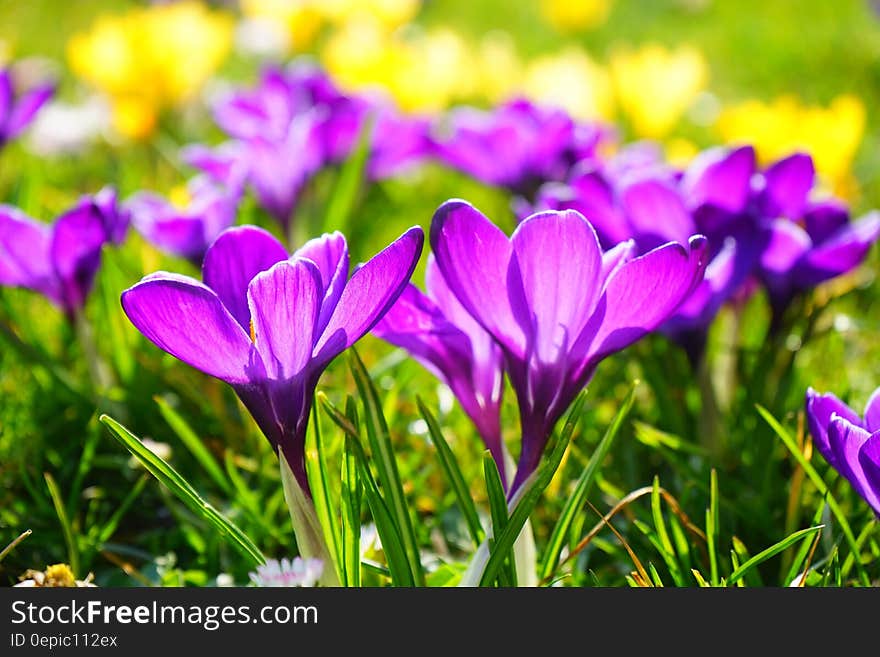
0 206 58 302
5 82 54 139
805 387 861 470
759 153 815 219
804 200 849 245
313 226 424 365
292 231 349 335
0 70 12 127
568 170 632 246
181 142 249 191
579 235 708 369
798 211 880 285
248 259 323 380
430 200 528 357
681 145 755 214
121 273 256 384
858 434 880 515
202 226 289 332
619 177 695 248
511 210 604 364
828 416 880 512
601 239 637 282
50 203 108 313
129 193 208 261
759 219 812 274
864 388 880 434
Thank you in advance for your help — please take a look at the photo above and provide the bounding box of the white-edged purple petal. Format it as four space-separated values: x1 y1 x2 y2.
864 388 880 434
828 416 880 512
857 433 880 515
805 387 862 470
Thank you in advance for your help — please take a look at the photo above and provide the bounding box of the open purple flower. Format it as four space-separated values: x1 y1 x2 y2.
431 98 608 196
372 255 506 482
430 200 707 491
0 190 127 319
121 224 424 495
756 154 880 314
127 176 241 264
805 387 880 516
0 66 54 148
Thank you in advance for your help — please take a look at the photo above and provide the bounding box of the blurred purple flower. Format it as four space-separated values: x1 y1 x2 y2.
0 189 127 319
805 387 880 516
431 98 608 196
755 154 880 314
127 176 240 264
0 66 54 148
373 255 506 482
121 224 423 494
430 200 707 491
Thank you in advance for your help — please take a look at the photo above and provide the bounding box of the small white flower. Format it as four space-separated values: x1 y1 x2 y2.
249 557 323 587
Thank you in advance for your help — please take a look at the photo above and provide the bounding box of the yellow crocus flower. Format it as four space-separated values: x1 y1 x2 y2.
539 0 612 32
718 94 865 197
68 2 233 139
523 47 614 121
609 43 708 139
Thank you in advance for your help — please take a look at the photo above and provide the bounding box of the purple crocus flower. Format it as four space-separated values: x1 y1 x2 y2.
0 66 54 148
121 224 424 494
372 255 506 482
431 98 608 196
126 176 241 264
805 387 880 516
430 200 707 492
0 190 126 319
755 153 880 315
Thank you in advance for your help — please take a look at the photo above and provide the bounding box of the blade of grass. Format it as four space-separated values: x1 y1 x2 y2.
44 472 80 577
728 525 824 585
783 501 826 585
346 435 415 587
349 348 424 585
478 392 586 587
756 404 870 585
154 396 231 495
99 414 265 567
707 468 719 586
94 473 149 546
417 396 484 547
540 382 636 580
305 403 342 582
483 452 515 587
0 530 32 564
340 433 362 587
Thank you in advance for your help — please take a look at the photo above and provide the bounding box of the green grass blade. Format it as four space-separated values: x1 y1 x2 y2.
154 396 231 495
756 404 870 585
44 472 80 577
99 414 265 567
651 475 683 584
540 382 636 579
322 114 373 234
784 501 826 586
341 431 362 587
94 473 149 546
305 403 342 582
349 348 424 585
728 525 824 585
483 451 515 587
479 391 586 587
417 396 484 546
346 435 414 586
707 468 720 586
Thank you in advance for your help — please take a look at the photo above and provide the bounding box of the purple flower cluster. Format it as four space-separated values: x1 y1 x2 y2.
0 188 127 319
528 144 880 357
185 63 432 231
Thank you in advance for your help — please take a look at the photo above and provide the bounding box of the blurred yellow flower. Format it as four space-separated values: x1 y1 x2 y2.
522 48 614 120
319 0 420 29
473 32 522 104
609 43 708 139
665 137 699 167
68 1 233 139
539 0 612 32
718 94 865 196
323 22 474 112
239 0 323 51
